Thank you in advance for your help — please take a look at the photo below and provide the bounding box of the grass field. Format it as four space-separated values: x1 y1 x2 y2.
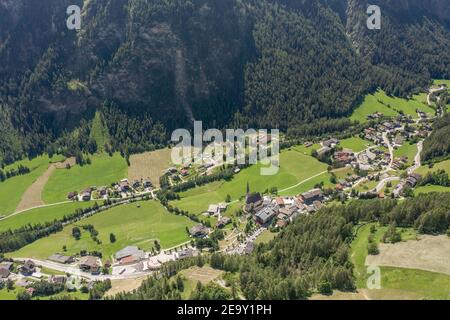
171 149 329 214
350 90 434 123
340 137 372 153
414 185 450 195
9 201 195 262
393 142 417 166
254 230 277 245
0 155 65 217
42 153 127 203
90 111 110 152
0 201 96 233
416 159 450 176
351 223 450 300
128 148 173 187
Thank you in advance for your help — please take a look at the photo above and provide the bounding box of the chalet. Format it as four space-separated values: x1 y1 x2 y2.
143 179 153 188
367 112 383 120
20 260 36 275
132 180 141 189
79 256 100 274
189 225 209 238
48 254 75 264
405 174 422 188
322 138 339 148
275 197 285 207
279 206 297 218
80 189 91 201
119 180 130 192
255 206 278 225
115 246 145 264
244 192 263 213
276 219 287 228
67 192 77 200
317 146 331 157
98 187 107 196
304 142 313 148
334 151 354 164
207 204 219 215
180 169 189 176
216 217 231 229
366 150 377 162
177 248 197 260
299 189 324 205
277 213 288 221
50 275 67 285
0 268 10 279
0 262 13 271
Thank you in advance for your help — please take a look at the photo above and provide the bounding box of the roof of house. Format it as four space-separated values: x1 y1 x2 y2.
115 246 142 260
255 206 277 222
79 256 99 268
0 268 10 278
208 204 219 213
0 262 13 270
301 188 323 200
48 254 73 264
190 225 209 236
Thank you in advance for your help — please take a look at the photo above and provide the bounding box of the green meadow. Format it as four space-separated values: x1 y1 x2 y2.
0 201 96 233
10 201 195 262
416 159 450 176
0 155 64 217
351 223 450 300
414 185 450 196
90 111 110 152
340 137 372 153
42 153 127 203
350 90 434 123
393 143 417 166
171 149 329 214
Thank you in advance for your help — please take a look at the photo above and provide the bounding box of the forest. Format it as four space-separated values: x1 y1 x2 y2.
1 0 450 164
113 192 450 300
422 113 450 162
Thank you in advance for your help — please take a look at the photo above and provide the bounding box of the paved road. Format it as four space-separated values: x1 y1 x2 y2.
427 85 446 106
382 132 394 168
408 140 423 175
375 176 400 193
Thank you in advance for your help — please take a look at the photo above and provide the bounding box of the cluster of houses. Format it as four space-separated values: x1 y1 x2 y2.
67 177 153 202
317 138 340 157
244 188 325 228
393 173 422 197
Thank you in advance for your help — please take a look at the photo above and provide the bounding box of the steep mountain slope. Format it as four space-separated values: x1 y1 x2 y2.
0 0 450 163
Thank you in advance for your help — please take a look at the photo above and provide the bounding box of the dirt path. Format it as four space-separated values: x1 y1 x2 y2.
14 158 75 212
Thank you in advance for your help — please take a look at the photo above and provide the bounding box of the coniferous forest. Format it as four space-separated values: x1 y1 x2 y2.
1 0 450 164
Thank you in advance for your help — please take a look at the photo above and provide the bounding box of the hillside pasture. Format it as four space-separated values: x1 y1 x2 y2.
0 201 96 233
172 149 329 214
0 155 64 217
350 90 434 123
128 148 173 187
9 201 195 262
42 153 127 204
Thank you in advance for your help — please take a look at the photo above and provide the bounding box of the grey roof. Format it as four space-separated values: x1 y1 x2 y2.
115 246 142 260
255 206 277 223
